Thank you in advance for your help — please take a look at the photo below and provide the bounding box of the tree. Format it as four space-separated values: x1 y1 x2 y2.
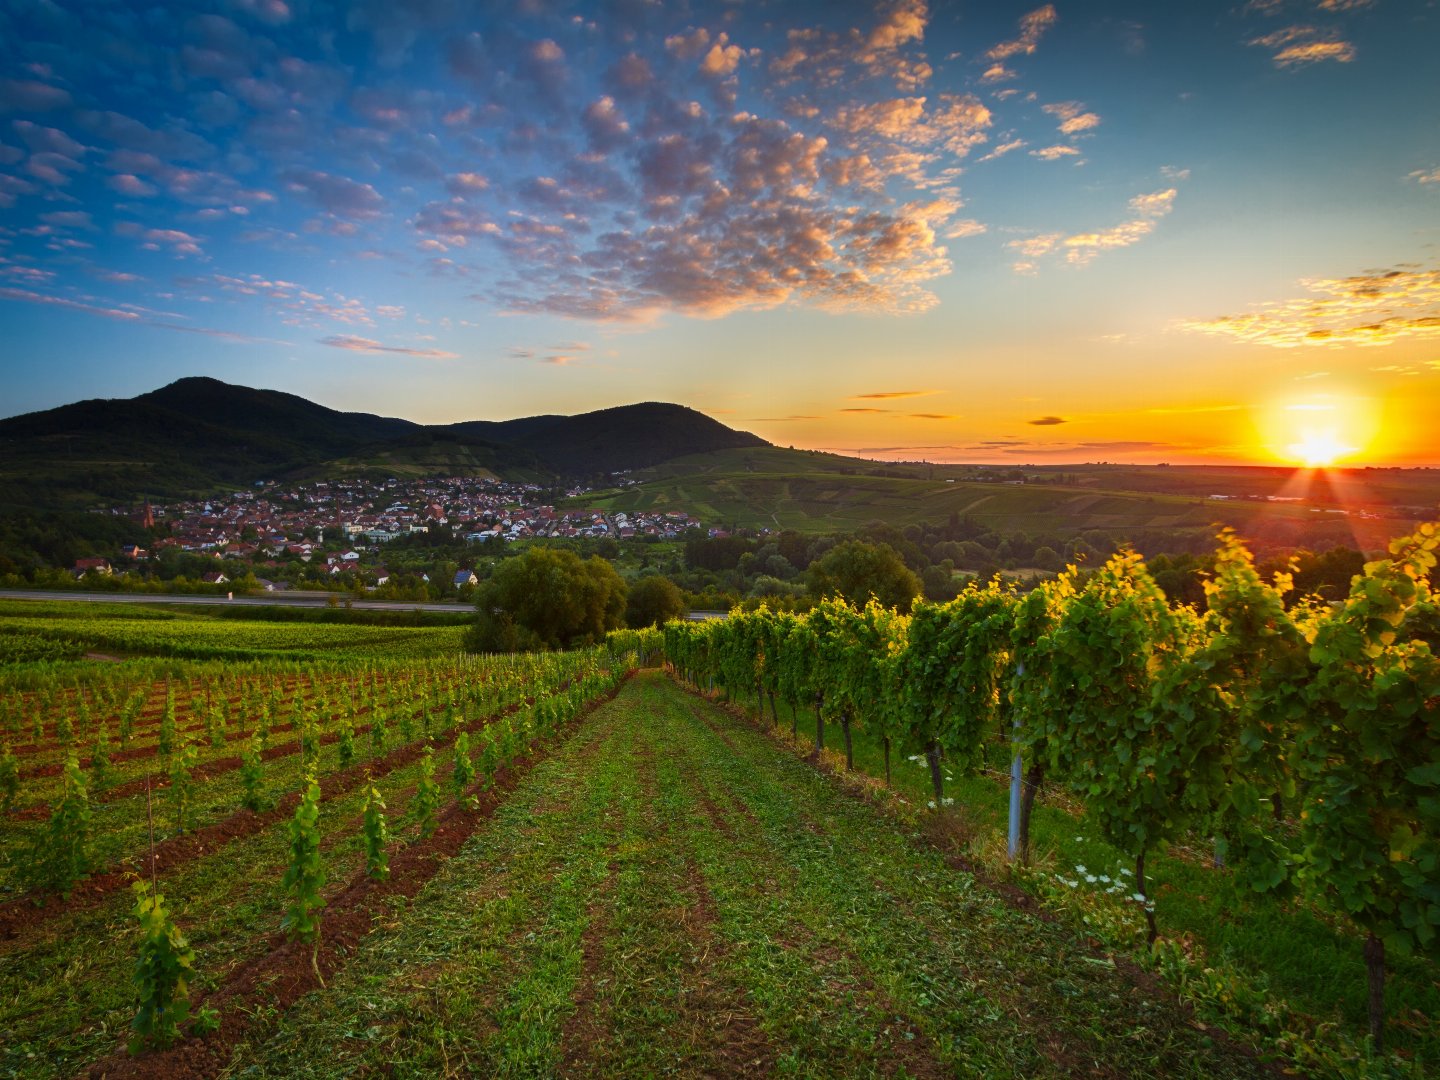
467 546 627 651
807 540 922 613
626 574 688 628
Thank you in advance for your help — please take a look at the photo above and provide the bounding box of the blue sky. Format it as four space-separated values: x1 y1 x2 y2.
1 0 1437 464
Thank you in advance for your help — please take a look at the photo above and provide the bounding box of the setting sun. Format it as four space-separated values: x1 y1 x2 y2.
1287 431 1355 468
1262 393 1377 468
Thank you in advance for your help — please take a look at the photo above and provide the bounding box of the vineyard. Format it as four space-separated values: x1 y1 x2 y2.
0 634 647 1077
664 524 1440 1073
0 599 469 666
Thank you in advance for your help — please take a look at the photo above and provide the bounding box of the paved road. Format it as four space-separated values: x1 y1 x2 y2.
0 589 474 613
0 589 728 619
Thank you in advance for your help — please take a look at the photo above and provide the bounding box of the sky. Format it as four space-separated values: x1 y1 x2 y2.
1 0 1437 466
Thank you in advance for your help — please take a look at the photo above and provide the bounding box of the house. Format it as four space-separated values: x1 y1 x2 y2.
74 557 112 575
201 571 229 585
454 569 478 588
119 544 148 560
373 567 391 586
253 578 277 592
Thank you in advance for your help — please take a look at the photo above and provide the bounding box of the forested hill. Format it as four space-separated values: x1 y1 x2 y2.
0 377 768 505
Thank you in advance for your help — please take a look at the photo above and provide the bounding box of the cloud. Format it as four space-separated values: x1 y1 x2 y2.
840 407 892 413
1249 26 1355 67
909 413 956 419
0 79 72 112
1183 266 1440 348
944 219 986 239
980 63 1015 83
1129 188 1177 217
1028 415 1067 425
1409 167 1440 185
977 138 1024 163
1029 145 1080 161
0 284 279 342
279 169 385 219
107 174 158 197
1041 102 1101 136
114 222 205 257
986 5 1058 62
0 286 141 321
770 0 933 91
1062 219 1157 264
319 334 458 358
853 390 934 399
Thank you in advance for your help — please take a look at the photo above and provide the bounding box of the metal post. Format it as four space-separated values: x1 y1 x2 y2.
1007 660 1024 861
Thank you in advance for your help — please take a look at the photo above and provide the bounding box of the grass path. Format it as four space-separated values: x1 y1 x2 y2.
222 672 1268 1079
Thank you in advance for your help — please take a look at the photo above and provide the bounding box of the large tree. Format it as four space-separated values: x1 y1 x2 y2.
468 547 627 652
807 540 921 613
625 574 687 628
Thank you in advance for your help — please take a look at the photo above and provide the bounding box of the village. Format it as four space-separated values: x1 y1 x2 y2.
71 476 701 594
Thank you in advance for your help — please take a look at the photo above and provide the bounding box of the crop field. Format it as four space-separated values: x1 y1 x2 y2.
0 600 467 666
2 670 1277 1078
0 642 635 1078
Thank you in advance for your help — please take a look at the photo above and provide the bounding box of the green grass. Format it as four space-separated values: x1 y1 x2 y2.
741 690 1440 1064
225 673 1267 1078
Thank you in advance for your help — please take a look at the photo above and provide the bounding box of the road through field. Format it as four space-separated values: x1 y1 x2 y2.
221 672 1267 1079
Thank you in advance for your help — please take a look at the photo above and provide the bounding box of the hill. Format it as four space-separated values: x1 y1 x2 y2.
0 379 767 506
564 446 1438 551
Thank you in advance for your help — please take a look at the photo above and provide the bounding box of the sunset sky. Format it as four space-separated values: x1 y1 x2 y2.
1 0 1437 465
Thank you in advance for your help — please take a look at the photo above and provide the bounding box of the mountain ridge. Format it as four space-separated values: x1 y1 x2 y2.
0 377 768 505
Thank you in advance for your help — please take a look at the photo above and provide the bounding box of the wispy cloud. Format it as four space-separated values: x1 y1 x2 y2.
1028 415 1068 425
840 407 893 413
1041 102 1101 136
319 334 458 358
1409 167 1440 185
986 5 1058 62
853 390 935 399
1182 267 1440 348
1249 25 1355 68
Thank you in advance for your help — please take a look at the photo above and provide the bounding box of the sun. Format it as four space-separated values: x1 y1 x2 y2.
1286 430 1354 468
1262 392 1374 468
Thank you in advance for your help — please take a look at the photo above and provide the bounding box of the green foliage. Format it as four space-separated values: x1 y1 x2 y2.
299 708 321 774
34 751 92 898
362 782 390 881
1297 524 1440 961
118 690 142 747
0 743 18 812
336 712 355 769
625 574 687 629
158 687 176 757
468 545 627 652
169 740 199 833
409 745 441 839
451 731 475 798
239 735 267 813
128 879 204 1053
54 709 74 749
281 775 325 944
90 720 114 794
369 707 388 755
807 539 921 613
